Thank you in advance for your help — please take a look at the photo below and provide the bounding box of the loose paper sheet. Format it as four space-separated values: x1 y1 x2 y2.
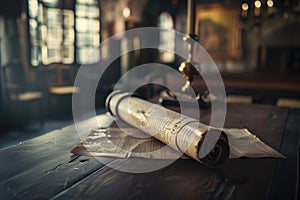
225 128 285 158
71 126 183 159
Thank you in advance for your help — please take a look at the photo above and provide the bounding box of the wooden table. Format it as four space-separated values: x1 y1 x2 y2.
0 103 299 199
164 72 300 102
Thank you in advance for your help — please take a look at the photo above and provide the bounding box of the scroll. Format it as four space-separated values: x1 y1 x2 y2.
105 91 230 168
71 91 285 168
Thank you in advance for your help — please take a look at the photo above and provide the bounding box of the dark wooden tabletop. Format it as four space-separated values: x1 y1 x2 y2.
0 103 299 200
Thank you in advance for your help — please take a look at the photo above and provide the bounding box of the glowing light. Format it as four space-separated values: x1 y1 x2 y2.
123 7 131 18
267 0 274 7
254 0 261 8
241 3 249 11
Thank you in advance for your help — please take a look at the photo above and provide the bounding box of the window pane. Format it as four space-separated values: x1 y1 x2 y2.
28 0 39 18
29 19 39 45
29 19 38 29
30 30 38 45
75 4 87 17
31 47 40 66
28 1 84 66
62 45 74 64
158 12 175 63
47 26 63 44
75 0 100 64
77 48 99 64
63 10 74 27
76 48 86 63
76 18 88 32
77 0 97 5
76 18 99 33
40 25 47 43
89 19 100 32
41 0 59 7
42 45 62 64
87 6 99 18
46 8 62 25
63 28 74 45
37 4 43 23
92 34 100 46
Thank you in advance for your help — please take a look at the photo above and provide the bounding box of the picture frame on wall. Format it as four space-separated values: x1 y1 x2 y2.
195 4 242 60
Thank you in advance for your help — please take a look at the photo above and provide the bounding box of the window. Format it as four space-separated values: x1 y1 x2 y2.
75 0 100 64
158 12 175 63
28 0 100 67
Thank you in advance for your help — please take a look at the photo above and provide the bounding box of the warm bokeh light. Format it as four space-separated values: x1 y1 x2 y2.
123 7 131 18
254 0 262 8
242 3 249 11
267 0 274 7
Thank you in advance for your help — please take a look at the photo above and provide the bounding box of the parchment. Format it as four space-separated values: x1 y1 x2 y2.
71 91 285 166
71 121 284 159
71 124 184 159
105 91 230 167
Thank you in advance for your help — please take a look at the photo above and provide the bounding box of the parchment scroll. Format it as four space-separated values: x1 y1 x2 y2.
71 91 285 168
105 91 230 167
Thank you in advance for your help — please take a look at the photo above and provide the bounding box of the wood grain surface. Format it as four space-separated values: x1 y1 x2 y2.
1 104 298 200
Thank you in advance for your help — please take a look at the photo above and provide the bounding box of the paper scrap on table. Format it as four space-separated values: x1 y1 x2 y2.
224 128 285 158
71 126 285 160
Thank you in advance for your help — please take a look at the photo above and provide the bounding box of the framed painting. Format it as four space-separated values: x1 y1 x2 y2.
195 4 242 60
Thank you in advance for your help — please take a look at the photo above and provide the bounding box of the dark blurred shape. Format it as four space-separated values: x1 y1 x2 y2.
2 61 44 130
0 0 21 17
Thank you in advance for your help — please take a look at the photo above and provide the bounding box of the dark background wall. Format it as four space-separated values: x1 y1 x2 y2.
0 0 299 131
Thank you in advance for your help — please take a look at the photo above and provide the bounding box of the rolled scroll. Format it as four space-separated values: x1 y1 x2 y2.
105 91 230 168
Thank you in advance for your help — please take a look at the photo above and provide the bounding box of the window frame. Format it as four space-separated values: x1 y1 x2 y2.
27 0 101 67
